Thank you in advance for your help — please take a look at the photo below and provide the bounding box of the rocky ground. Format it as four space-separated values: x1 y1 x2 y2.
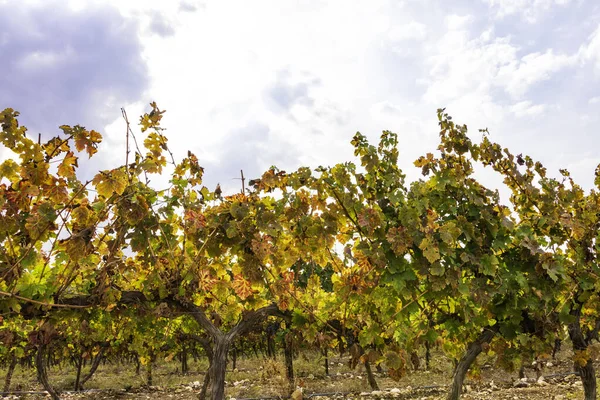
0 373 587 400
1 348 593 399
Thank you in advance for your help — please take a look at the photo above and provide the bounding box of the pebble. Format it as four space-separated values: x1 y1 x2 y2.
513 379 530 388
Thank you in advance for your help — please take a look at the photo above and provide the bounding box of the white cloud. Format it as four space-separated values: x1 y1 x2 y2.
109 0 600 192
578 24 600 73
442 92 508 133
3 0 600 196
388 21 428 41
484 0 573 22
446 14 474 30
510 100 546 117
498 50 578 98
179 1 204 12
423 30 518 105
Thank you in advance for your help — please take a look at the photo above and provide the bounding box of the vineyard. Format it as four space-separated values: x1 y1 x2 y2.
0 104 599 400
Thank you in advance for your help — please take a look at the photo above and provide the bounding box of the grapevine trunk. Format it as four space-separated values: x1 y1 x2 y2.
568 306 597 400
447 328 496 400
208 338 230 400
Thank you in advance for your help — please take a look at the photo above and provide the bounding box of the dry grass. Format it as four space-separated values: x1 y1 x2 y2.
0 344 587 399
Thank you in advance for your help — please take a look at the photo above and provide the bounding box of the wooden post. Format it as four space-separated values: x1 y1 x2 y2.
121 108 130 178
240 170 245 194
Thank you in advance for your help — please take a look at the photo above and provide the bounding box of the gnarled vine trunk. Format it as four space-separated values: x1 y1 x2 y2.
36 344 61 400
425 341 431 370
364 360 379 390
79 346 105 389
169 299 285 400
231 345 237 371
199 369 211 400
146 358 153 387
3 353 17 392
283 332 294 388
447 327 496 400
568 305 596 400
74 351 83 391
198 337 213 400
323 347 329 376
267 333 276 359
208 338 229 400
180 343 189 375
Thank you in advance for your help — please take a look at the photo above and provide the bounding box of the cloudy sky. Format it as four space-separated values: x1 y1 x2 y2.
1 0 599 195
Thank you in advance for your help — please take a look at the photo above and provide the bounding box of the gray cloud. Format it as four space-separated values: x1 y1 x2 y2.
148 11 176 37
0 2 149 136
179 1 203 13
492 0 599 53
200 121 301 194
264 69 321 112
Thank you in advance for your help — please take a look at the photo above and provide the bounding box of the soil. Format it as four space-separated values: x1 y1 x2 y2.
0 380 586 400
1 347 593 400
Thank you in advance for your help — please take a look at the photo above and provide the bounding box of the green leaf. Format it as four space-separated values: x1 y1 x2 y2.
38 202 57 222
439 221 461 244
430 262 445 276
225 223 239 238
424 330 438 343
230 202 249 220
479 254 498 276
385 350 405 369
558 304 576 324
292 312 309 327
458 282 470 295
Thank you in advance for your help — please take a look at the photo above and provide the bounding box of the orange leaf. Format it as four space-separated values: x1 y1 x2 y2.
232 274 254 300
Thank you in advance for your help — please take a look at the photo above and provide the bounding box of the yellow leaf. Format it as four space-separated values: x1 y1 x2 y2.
57 151 78 178
0 159 19 182
419 237 440 263
92 169 128 198
573 349 589 367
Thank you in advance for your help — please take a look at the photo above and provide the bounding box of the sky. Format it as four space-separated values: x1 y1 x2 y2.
1 0 599 197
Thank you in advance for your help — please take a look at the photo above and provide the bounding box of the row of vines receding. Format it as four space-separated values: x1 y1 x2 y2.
1 104 599 400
